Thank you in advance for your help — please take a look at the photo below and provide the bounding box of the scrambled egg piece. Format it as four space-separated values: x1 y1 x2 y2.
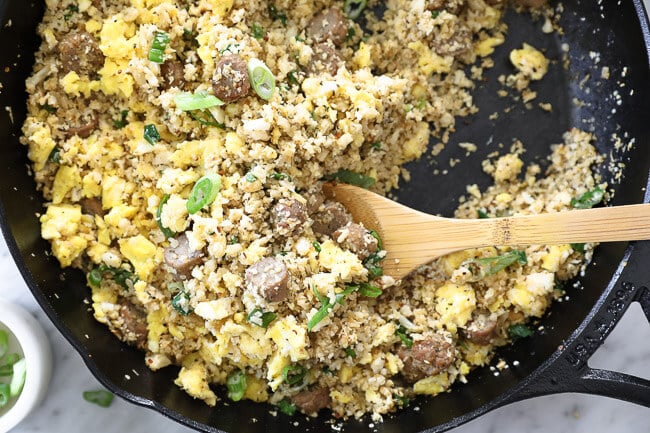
435 283 476 332
175 360 218 406
510 43 549 80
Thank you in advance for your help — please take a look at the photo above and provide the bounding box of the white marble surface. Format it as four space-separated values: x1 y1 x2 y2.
3 1 650 432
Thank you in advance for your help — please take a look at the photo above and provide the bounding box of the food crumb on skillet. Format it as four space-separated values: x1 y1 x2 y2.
21 0 611 421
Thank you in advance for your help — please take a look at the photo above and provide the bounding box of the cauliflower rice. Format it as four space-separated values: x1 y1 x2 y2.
22 0 607 421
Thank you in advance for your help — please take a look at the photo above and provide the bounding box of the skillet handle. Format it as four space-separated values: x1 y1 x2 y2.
505 240 650 406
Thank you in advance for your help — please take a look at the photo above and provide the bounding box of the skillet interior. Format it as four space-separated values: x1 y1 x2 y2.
0 1 648 433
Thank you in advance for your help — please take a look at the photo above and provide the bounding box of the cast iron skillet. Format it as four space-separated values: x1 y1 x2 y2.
0 0 649 432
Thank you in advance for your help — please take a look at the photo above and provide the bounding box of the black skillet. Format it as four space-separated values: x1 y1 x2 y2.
0 0 649 432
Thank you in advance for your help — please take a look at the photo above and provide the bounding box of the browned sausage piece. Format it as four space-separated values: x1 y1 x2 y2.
212 55 250 103
160 60 186 90
332 222 378 259
306 7 348 46
432 27 472 57
245 257 289 302
115 299 148 350
397 335 455 383
80 197 104 217
291 387 331 414
312 201 352 236
58 30 105 75
272 198 308 236
163 233 204 279
308 42 343 76
64 111 99 139
463 313 497 345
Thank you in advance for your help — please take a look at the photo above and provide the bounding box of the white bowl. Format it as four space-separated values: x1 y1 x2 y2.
0 298 52 433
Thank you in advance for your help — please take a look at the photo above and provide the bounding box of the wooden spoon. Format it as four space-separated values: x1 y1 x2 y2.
323 183 650 280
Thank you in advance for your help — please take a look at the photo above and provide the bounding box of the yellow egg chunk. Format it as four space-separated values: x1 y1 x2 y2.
118 235 159 280
435 283 477 332
510 43 550 80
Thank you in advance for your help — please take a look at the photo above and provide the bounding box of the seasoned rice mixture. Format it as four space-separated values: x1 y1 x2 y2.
22 0 606 420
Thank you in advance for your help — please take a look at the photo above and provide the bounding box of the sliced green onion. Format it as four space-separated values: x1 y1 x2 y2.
148 31 170 63
226 370 247 401
571 186 604 209
344 0 367 20
370 141 381 150
9 358 26 397
187 174 222 214
247 59 275 101
83 390 114 407
344 347 357 358
312 241 322 252
143 124 160 145
282 364 307 386
174 91 224 111
277 398 296 415
87 268 103 287
269 172 290 181
188 109 225 128
245 172 258 183
328 169 376 188
287 70 300 86
431 10 440 19
508 324 533 340
228 235 240 245
477 209 489 219
0 354 20 377
88 265 137 290
345 27 356 42
156 194 176 239
308 285 356 331
172 291 192 315
0 330 8 358
247 308 277 328
0 383 9 408
40 103 57 113
252 23 265 39
394 394 410 407
358 282 382 298
395 324 413 348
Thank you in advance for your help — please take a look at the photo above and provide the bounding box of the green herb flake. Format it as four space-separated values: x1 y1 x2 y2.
277 398 297 415
143 124 160 145
321 366 334 375
48 146 61 164
83 390 114 408
477 209 489 219
268 4 288 25
312 241 322 252
113 110 129 129
345 27 356 42
287 70 300 86
156 194 176 239
307 285 356 331
226 370 247 401
393 394 410 407
370 142 381 151
245 172 258 183
571 186 604 209
358 282 382 298
571 243 586 254
327 169 376 189
228 235 239 245
431 10 441 18
63 4 79 21
88 265 137 290
282 364 307 386
171 291 192 316
252 23 265 39
508 324 533 341
269 172 291 181
468 250 527 278
344 347 357 358
40 104 57 113
395 324 413 348
247 308 277 328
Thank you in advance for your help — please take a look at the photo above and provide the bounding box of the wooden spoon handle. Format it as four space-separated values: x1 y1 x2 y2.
485 203 650 245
